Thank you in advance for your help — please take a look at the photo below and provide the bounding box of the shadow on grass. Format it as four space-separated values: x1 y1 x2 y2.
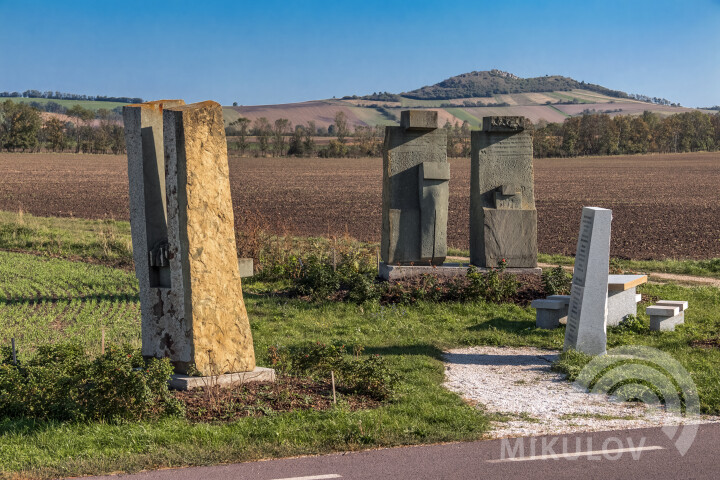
467 316 549 333
363 344 445 360
0 293 139 306
0 417 62 436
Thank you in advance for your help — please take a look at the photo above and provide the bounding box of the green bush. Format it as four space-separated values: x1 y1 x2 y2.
542 265 572 295
465 265 519 303
0 342 182 422
293 249 380 303
610 314 649 334
268 343 398 400
295 254 341 301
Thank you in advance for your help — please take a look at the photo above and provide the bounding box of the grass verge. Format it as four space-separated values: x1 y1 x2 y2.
0 247 720 477
538 252 720 279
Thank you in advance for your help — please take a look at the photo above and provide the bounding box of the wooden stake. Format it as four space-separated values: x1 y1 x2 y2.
11 338 16 365
333 248 337 272
331 370 337 404
101 328 105 355
376 248 380 272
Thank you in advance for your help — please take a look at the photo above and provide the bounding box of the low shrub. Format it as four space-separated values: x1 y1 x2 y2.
610 314 649 334
542 265 572 295
0 342 182 422
268 343 398 400
465 264 519 303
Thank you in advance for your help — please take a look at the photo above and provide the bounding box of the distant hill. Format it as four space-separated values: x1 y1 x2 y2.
226 70 703 130
397 70 629 100
5 72 707 131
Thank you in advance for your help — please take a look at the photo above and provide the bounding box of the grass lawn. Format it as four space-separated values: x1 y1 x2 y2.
1 214 720 477
537 252 720 279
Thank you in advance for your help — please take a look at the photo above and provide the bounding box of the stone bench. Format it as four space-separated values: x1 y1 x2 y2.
531 298 568 329
607 274 647 326
532 274 646 330
647 300 688 331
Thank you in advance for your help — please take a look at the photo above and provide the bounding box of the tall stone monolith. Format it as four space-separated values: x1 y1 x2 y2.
564 207 612 356
470 116 537 268
123 99 186 365
124 100 256 376
381 110 449 265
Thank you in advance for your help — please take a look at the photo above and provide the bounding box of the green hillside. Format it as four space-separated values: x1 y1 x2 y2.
398 69 629 100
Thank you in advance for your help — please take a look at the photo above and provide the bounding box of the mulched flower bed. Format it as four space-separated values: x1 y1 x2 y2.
174 375 380 423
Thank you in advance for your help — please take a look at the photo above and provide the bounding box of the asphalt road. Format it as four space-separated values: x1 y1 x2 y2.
86 423 720 480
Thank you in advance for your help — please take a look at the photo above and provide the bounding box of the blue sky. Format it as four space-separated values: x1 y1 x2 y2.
1 0 719 107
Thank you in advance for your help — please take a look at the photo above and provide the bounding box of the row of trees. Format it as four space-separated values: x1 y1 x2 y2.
227 111 383 158
227 111 476 159
0 91 142 103
4 100 719 159
532 110 720 157
0 101 125 154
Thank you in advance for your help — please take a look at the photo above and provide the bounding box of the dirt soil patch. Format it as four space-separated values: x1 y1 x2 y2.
175 375 380 423
1 152 719 260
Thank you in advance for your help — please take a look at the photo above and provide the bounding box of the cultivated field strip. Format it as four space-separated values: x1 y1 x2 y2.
1 152 720 260
0 251 140 357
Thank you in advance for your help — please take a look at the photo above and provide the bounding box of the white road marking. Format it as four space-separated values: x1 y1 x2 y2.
488 445 664 462
268 475 342 480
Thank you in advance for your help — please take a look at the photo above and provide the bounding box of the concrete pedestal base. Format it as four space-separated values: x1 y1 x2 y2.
379 262 542 281
650 312 685 332
169 366 276 390
607 288 639 326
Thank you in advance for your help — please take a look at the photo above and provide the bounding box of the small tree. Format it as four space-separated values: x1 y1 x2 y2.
67 104 95 153
272 118 290 156
303 120 316 156
288 125 304 156
334 111 349 144
43 117 67 152
0 101 42 151
230 116 251 155
253 117 271 156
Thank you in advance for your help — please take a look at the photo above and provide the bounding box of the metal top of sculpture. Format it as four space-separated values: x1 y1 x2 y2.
482 116 525 132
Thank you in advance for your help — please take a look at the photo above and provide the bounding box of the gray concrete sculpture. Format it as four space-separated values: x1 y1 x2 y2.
470 116 537 268
381 110 449 265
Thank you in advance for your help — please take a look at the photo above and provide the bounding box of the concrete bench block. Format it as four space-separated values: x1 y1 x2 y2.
607 287 641 327
646 305 680 317
547 294 571 305
655 300 688 312
647 303 685 332
533 298 569 330
531 299 565 310
649 312 684 331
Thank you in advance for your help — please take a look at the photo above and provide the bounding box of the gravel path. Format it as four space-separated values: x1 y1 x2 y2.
443 346 718 438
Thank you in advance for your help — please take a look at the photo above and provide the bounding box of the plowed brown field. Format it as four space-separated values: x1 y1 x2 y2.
1 152 719 260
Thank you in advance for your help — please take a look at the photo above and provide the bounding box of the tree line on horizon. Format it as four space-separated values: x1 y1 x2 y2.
2 100 719 158
532 110 720 157
0 90 142 104
0 101 125 154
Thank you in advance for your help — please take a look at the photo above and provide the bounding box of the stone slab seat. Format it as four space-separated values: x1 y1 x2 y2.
647 302 686 332
532 298 568 330
655 300 688 311
547 294 570 305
